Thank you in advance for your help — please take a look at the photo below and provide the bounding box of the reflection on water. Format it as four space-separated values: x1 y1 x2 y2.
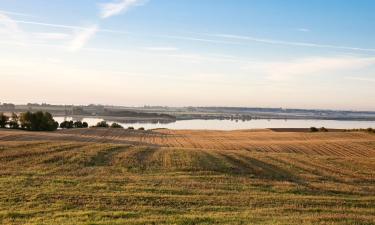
55 117 375 130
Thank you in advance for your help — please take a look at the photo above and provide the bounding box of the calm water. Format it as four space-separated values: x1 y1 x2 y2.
55 117 375 130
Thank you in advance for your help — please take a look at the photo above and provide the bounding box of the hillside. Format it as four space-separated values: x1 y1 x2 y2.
0 129 374 224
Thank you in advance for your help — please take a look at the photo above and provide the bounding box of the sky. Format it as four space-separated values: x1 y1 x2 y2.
0 0 375 110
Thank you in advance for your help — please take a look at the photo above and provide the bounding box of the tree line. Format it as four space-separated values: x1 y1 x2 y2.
0 111 59 131
0 111 146 131
60 120 89 129
91 121 145 130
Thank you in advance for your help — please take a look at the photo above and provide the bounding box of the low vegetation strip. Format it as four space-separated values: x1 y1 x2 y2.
0 128 374 224
56 128 375 157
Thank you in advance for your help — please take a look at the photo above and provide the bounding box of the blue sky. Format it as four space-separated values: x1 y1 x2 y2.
0 0 375 110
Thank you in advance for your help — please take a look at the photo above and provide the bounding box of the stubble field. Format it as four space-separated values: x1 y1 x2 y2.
0 128 374 224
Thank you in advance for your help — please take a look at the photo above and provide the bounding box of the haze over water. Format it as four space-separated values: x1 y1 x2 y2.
55 117 375 130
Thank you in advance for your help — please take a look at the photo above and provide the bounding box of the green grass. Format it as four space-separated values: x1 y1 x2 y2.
0 141 374 224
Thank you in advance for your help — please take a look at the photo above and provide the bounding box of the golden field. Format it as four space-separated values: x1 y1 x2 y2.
0 128 374 224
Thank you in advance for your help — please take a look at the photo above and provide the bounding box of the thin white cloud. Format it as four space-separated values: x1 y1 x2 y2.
69 25 98 51
0 10 35 18
298 28 310 32
212 33 375 53
99 0 145 19
244 56 375 81
13 19 131 35
10 19 237 44
8 16 375 54
4 17 375 54
142 47 179 51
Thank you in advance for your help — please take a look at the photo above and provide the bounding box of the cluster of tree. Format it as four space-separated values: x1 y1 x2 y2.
0 111 59 131
60 120 88 129
93 121 123 129
344 128 375 133
310 127 328 132
92 121 145 130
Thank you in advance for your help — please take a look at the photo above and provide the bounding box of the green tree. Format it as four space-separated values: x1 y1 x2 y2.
19 111 58 131
60 120 74 129
310 127 319 132
74 121 83 128
8 113 19 129
319 127 328 132
110 123 123 128
19 111 33 130
0 113 9 128
95 121 109 128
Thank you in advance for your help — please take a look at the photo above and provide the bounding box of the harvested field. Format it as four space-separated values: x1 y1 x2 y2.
2 128 373 156
0 128 374 224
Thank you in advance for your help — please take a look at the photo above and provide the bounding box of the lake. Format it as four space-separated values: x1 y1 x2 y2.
54 117 375 130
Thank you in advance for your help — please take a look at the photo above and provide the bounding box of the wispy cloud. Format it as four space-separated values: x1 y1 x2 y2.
99 0 145 19
13 19 131 35
69 25 98 51
142 47 179 51
8 15 375 54
298 28 310 32
244 56 375 81
4 16 375 55
0 10 35 18
212 33 375 53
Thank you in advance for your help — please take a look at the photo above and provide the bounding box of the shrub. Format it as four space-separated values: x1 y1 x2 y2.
110 123 123 129
60 121 73 129
74 121 83 128
310 127 319 132
95 121 109 128
127 127 134 130
138 127 145 131
319 127 328 132
61 120 89 129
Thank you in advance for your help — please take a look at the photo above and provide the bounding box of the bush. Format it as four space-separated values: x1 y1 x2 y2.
74 121 83 128
127 127 134 130
60 120 89 129
310 127 319 132
60 121 74 129
319 127 328 132
138 127 145 131
110 123 123 129
95 121 109 128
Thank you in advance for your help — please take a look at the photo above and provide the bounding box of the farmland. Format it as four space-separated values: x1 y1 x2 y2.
0 128 375 224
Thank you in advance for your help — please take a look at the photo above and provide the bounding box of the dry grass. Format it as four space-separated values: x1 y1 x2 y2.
0 128 374 224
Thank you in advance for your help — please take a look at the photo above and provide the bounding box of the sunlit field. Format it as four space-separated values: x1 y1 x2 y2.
0 128 374 224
